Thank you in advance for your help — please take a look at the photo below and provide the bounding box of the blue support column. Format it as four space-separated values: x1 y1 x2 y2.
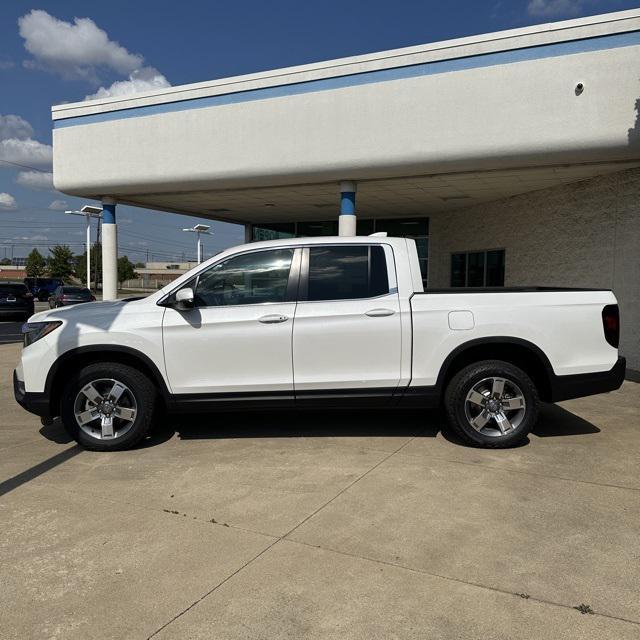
339 181 357 236
101 197 118 300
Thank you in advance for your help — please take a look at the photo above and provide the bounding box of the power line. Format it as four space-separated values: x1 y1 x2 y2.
0 159 51 173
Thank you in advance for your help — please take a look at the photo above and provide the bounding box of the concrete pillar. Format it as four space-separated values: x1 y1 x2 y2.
101 197 118 301
339 181 357 236
244 223 253 243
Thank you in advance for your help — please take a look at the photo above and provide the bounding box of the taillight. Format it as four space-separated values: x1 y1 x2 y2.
602 304 619 348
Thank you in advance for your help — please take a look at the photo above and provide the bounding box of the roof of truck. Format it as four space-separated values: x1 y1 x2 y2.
226 235 408 253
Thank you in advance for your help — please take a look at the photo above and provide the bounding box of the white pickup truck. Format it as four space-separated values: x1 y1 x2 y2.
14 235 625 451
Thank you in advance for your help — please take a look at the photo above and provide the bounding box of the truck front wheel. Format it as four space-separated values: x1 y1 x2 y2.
444 360 539 448
60 362 157 451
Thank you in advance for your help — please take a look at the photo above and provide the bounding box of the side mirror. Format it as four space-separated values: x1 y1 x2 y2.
174 287 195 310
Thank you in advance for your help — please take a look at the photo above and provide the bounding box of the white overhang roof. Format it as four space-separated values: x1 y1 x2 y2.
51 9 640 222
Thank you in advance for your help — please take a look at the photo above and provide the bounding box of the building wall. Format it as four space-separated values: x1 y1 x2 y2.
428 167 640 371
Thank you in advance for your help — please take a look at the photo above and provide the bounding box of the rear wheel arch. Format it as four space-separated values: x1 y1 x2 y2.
437 337 553 402
47 346 171 416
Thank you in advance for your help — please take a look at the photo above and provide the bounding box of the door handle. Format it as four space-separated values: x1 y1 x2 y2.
258 314 289 324
365 308 395 317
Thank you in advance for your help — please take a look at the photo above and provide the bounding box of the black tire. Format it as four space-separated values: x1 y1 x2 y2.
444 360 539 448
60 362 157 451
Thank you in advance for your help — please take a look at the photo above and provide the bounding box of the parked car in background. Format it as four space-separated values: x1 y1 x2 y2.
48 286 95 308
24 278 64 301
0 282 34 320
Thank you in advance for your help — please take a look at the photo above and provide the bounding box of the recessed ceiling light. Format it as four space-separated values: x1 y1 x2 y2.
264 203 275 207
440 196 471 201
209 208 231 213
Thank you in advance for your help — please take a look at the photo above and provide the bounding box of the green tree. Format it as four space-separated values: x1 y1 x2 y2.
25 248 47 277
47 245 75 280
0 257 11 266
117 255 137 287
75 244 102 289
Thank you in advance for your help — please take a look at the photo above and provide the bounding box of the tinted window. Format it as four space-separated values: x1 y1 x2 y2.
451 254 467 287
307 245 389 301
451 250 505 287
486 250 505 287
467 252 485 287
63 287 90 294
252 223 296 241
0 284 28 295
297 220 339 237
195 249 293 307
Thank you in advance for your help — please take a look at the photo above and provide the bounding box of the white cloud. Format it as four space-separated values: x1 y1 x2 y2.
18 10 143 81
48 199 69 211
0 114 33 140
0 113 53 169
0 59 15 70
527 0 592 17
15 170 54 190
85 66 170 101
0 192 17 210
0 138 52 167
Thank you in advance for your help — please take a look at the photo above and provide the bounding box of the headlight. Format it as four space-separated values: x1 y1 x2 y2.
22 321 62 347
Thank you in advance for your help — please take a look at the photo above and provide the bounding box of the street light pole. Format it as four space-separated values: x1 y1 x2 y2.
181 224 212 264
85 215 91 290
65 205 103 290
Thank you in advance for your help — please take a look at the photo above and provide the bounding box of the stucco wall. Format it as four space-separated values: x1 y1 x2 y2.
53 41 640 197
428 167 640 371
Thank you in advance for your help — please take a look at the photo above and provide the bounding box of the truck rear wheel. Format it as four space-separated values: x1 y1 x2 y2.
60 362 157 451
444 360 538 448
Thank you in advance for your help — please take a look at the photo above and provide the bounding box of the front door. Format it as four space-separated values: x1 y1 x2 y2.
163 247 299 399
293 244 402 402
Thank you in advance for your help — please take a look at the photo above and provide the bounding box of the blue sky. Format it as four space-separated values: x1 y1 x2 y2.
0 0 637 263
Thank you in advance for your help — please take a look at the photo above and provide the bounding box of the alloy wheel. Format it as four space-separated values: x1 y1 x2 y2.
73 378 138 440
464 376 526 437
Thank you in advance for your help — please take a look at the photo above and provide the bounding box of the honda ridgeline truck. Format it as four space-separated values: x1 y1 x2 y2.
14 236 625 451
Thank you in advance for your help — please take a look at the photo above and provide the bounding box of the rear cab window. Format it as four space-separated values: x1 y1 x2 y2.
305 245 391 301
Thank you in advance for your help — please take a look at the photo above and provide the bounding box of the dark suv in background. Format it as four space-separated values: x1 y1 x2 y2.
23 277 64 301
0 283 34 320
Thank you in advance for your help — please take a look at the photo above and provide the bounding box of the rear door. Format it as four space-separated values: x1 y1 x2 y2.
292 243 402 403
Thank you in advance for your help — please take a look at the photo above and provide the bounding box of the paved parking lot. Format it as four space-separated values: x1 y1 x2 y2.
1 340 639 639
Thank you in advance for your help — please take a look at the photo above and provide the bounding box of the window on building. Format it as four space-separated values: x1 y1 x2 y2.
195 248 293 306
450 249 505 287
252 223 295 241
307 245 389 301
297 220 339 237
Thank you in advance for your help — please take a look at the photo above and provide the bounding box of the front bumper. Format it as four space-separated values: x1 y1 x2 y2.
550 356 626 402
13 370 51 419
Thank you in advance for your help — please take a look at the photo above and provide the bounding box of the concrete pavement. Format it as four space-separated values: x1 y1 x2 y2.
1 341 639 639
